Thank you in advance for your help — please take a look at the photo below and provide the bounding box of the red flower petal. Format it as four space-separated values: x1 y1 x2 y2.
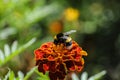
48 55 55 61
48 61 56 72
64 60 75 71
69 66 76 71
49 72 57 80
34 49 44 60
43 64 49 71
77 66 83 72
38 64 45 74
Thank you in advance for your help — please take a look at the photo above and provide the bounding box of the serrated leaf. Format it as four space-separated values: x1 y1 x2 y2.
24 67 37 80
35 69 50 80
88 70 107 80
15 77 19 80
71 73 79 80
3 70 10 80
0 27 17 40
18 71 24 80
0 49 4 61
25 3 60 25
22 38 36 48
0 37 36 66
11 41 18 53
9 71 15 80
80 72 88 80
4 44 11 57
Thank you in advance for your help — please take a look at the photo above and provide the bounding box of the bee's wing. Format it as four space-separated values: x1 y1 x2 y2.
64 30 76 35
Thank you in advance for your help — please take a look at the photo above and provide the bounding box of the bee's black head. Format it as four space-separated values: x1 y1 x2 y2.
54 33 69 45
56 33 64 38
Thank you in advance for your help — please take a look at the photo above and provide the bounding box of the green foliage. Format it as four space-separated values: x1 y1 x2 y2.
1 67 50 80
80 70 107 80
0 0 120 80
2 67 30 80
1 68 106 80
0 0 60 29
34 70 50 80
0 38 36 66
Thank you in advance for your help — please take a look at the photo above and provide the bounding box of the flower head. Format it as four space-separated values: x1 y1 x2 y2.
49 20 63 35
34 40 87 80
64 8 80 22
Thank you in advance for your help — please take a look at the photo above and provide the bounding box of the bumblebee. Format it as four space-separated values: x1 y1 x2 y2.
53 30 76 49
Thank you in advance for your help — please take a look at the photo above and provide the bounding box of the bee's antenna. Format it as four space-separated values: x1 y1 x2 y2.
64 30 76 35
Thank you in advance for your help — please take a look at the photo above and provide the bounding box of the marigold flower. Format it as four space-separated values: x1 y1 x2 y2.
34 41 87 80
64 8 80 22
49 20 63 35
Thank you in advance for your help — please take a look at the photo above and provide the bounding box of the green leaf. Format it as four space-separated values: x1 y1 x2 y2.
11 41 18 53
9 71 15 80
0 37 36 66
25 3 60 26
0 28 17 40
18 71 24 80
35 69 50 80
71 73 79 80
0 49 4 61
24 67 37 80
81 72 88 80
3 70 10 80
88 70 107 80
4 44 11 57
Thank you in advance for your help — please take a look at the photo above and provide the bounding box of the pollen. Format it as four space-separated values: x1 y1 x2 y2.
34 41 87 80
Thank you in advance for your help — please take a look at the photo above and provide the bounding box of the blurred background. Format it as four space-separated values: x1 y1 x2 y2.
0 0 120 80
